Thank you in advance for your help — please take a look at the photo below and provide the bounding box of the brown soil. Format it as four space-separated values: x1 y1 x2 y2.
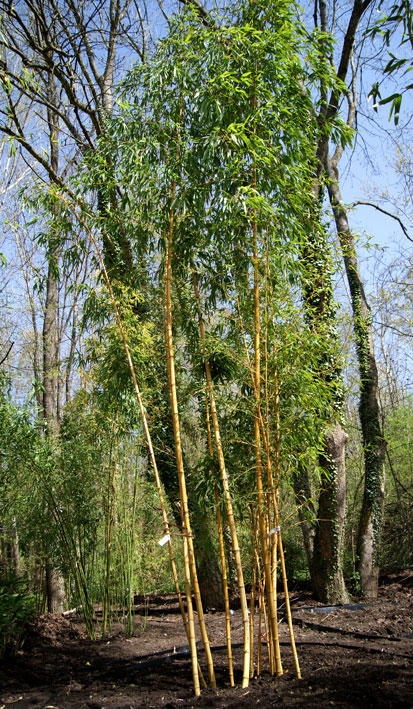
1 571 412 708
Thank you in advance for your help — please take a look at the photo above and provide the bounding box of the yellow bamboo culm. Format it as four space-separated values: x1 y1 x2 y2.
192 270 251 689
257 569 264 676
273 369 301 679
255 546 272 674
249 513 257 679
235 280 283 678
252 520 264 677
205 391 235 687
277 528 301 679
248 61 284 668
215 485 235 686
102 455 116 637
257 587 262 677
183 534 201 695
165 212 215 692
252 221 283 678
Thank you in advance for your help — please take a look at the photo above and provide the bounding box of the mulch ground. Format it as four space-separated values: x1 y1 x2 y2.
1 571 412 708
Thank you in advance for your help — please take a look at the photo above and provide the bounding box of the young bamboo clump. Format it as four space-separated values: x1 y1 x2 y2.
61 201 207 695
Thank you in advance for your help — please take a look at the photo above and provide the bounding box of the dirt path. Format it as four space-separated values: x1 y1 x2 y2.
1 572 412 708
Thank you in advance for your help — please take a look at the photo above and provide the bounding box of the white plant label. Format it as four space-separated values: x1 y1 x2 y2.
158 534 170 547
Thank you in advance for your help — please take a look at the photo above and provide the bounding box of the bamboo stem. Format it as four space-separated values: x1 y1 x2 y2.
206 391 235 686
192 270 250 688
277 528 301 679
165 211 215 691
252 223 282 677
183 534 201 695
273 368 301 678
257 572 263 676
249 511 257 679
103 455 116 637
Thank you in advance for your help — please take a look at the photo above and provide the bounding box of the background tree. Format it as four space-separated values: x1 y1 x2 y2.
0 0 156 611
301 0 390 597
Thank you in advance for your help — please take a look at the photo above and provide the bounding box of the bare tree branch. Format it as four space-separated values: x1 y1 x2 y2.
350 201 413 243
0 341 14 367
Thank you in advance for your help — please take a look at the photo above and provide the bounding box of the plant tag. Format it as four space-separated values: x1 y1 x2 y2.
268 526 281 536
158 534 170 547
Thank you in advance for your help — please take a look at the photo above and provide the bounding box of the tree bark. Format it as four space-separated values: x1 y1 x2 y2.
311 423 349 603
11 517 20 576
298 209 349 603
42 258 59 436
45 562 66 614
0 521 21 578
41 74 66 614
294 1 374 603
193 505 225 610
292 465 316 568
325 154 386 597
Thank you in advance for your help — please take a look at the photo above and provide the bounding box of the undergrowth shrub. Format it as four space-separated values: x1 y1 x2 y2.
0 575 35 658
281 527 309 581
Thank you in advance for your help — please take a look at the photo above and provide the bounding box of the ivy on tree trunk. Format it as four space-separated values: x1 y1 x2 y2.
325 153 386 597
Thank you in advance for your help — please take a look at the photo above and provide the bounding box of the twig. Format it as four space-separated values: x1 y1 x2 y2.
350 201 413 243
0 341 13 367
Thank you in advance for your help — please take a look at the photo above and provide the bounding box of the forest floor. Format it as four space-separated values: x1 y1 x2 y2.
1 571 412 709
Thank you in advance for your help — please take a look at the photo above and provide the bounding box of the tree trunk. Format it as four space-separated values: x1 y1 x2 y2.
298 202 349 604
45 562 66 614
11 517 20 576
193 506 225 610
311 423 349 603
42 258 59 436
293 0 375 601
0 525 6 577
292 465 316 568
0 522 20 578
325 154 386 597
41 75 66 613
43 74 60 437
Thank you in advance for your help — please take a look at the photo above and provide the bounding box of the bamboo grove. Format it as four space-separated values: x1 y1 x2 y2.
1 0 361 696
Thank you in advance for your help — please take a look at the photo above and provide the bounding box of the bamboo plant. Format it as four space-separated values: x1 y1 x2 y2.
54 0 352 694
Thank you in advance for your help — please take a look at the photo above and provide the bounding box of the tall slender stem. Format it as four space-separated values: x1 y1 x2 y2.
192 270 250 688
165 201 215 691
205 391 234 687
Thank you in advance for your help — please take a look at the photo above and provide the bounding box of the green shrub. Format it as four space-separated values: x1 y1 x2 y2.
281 528 309 581
0 575 36 658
